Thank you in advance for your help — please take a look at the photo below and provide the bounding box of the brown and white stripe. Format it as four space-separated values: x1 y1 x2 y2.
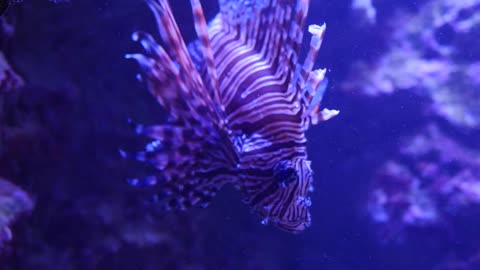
125 0 338 233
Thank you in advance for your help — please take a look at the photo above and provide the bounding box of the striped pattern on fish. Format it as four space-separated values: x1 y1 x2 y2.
124 0 339 233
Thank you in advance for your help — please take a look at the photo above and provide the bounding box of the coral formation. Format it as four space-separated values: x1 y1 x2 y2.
368 125 480 239
0 52 23 92
344 0 480 128
337 1 480 267
0 177 33 247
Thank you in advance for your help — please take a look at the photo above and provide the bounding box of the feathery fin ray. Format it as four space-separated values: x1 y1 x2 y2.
125 0 237 210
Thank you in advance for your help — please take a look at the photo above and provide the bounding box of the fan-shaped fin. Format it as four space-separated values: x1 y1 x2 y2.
127 1 222 131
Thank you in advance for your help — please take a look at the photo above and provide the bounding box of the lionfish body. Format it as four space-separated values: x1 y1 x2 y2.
125 0 338 233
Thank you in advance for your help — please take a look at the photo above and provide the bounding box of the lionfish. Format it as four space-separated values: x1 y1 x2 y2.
123 0 338 233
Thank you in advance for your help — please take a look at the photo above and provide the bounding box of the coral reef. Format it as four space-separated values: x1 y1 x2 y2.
335 2 480 267
0 177 33 247
351 0 376 24
367 124 480 238
366 124 480 270
0 51 23 92
344 0 480 128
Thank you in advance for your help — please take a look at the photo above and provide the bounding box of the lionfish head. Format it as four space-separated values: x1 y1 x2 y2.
253 157 314 233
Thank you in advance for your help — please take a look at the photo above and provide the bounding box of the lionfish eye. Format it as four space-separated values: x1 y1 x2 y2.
273 160 298 188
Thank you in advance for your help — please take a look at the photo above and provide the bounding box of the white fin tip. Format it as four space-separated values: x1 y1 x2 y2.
308 24 326 37
321 108 340 121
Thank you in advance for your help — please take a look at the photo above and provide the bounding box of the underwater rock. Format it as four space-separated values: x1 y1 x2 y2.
344 0 480 129
0 177 33 247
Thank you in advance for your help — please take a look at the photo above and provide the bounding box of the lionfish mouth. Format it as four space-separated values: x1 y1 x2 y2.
278 217 311 233
124 0 338 233
262 207 312 233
